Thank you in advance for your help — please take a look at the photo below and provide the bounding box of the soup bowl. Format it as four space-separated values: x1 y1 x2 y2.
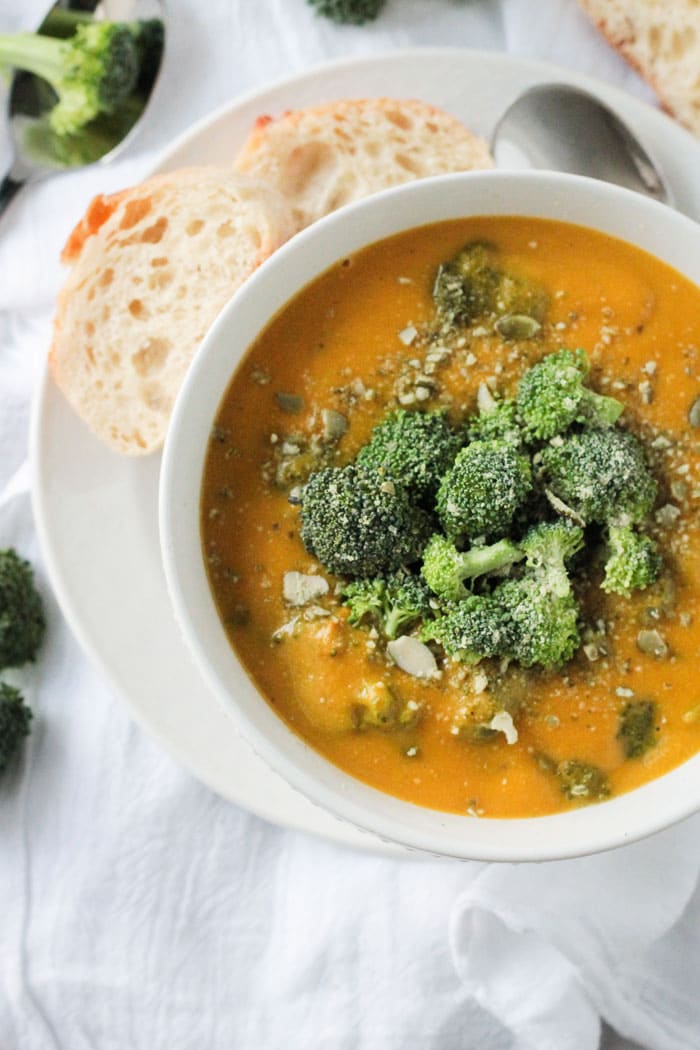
160 170 700 861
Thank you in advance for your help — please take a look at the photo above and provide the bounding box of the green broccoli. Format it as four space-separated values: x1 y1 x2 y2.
355 409 462 501
342 570 434 638
307 0 386 24
494 576 581 669
0 21 140 136
436 439 532 541
541 428 657 526
520 520 585 598
602 525 661 597
0 549 46 672
300 464 430 577
466 386 522 444
422 595 515 664
0 682 32 776
617 699 658 758
555 759 611 801
517 348 623 440
421 533 524 601
433 241 501 326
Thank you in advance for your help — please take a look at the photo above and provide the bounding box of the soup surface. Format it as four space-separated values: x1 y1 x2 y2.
202 217 700 818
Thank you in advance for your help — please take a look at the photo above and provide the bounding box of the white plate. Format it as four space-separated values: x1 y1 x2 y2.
31 49 700 856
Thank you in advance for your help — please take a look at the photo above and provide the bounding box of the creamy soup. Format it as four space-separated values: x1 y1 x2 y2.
201 217 700 818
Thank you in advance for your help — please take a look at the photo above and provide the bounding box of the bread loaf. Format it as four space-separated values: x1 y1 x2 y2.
51 168 294 454
234 98 494 231
579 0 700 136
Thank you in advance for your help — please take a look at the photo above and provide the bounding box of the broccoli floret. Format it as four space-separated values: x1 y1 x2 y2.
466 385 522 444
355 409 462 501
493 271 548 324
351 681 421 730
421 533 524 601
422 595 515 664
495 576 581 669
517 348 623 440
602 525 661 597
0 682 32 775
130 18 165 94
520 520 585 598
0 21 139 136
307 0 386 24
436 439 532 540
300 464 430 577
0 549 46 672
342 570 434 638
556 759 610 801
541 428 657 526
617 699 658 758
433 241 501 326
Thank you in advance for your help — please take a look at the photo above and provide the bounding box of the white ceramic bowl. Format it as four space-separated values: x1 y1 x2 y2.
160 170 700 861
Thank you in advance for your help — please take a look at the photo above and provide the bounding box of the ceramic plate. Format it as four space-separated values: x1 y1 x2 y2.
31 49 700 856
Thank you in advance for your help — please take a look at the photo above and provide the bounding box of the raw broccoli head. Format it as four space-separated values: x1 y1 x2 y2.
517 348 623 440
421 595 516 664
421 533 524 602
342 569 434 639
602 525 661 598
307 0 386 24
494 576 581 669
520 520 585 598
0 682 32 775
355 409 462 501
0 549 46 671
436 439 532 541
300 464 430 577
541 428 657 526
0 21 140 136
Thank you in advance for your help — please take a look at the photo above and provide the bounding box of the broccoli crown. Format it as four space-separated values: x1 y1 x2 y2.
617 699 658 758
342 570 434 639
555 759 611 801
433 241 501 326
0 549 46 672
307 0 386 24
422 595 515 664
520 520 585 598
300 464 430 577
0 21 139 136
436 439 532 540
602 525 661 597
517 348 623 440
432 241 548 329
494 576 581 669
466 394 522 444
355 409 462 500
0 682 32 775
421 533 524 601
541 427 657 526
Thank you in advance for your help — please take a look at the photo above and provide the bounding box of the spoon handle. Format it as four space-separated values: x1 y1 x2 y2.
0 175 24 218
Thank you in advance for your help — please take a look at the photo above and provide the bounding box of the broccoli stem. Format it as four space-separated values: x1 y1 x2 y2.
0 33 69 87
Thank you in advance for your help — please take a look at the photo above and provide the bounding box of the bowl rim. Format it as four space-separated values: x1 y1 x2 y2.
160 168 700 861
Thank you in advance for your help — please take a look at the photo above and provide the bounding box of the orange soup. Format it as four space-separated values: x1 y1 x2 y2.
201 217 700 818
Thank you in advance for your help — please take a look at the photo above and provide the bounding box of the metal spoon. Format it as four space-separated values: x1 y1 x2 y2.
492 83 673 207
1 0 165 216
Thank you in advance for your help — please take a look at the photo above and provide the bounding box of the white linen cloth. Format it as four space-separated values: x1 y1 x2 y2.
1 2 698 1048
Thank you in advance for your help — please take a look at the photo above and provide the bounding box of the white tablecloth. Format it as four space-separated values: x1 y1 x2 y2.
2 3 699 1049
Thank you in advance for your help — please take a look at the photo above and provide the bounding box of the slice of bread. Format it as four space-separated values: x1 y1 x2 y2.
233 98 494 231
579 0 700 136
50 168 294 455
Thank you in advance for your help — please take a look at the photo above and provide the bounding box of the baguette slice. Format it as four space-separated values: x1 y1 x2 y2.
234 98 494 231
51 168 294 454
579 0 700 136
